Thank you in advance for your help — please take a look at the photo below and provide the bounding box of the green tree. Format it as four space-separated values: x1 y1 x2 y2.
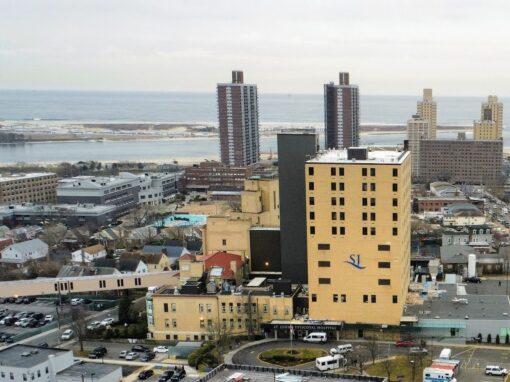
505 333 509 344
488 334 492 343
118 291 132 323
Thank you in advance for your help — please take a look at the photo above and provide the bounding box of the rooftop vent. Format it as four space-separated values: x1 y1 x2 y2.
347 148 368 161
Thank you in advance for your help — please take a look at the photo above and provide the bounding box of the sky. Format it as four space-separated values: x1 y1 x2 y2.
0 0 509 95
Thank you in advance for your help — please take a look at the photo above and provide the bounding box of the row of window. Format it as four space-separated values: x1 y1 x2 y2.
0 366 48 380
311 294 398 304
308 197 399 207
308 167 399 177
308 182 398 192
316 278 391 285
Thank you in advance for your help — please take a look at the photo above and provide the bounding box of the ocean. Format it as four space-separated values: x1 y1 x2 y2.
0 90 506 164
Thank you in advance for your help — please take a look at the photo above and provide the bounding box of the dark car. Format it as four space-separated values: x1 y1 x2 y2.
22 297 36 304
5 297 16 303
38 342 49 348
82 299 93 305
131 345 150 353
138 369 154 380
14 297 24 304
158 371 174 382
465 276 482 283
32 313 44 320
140 352 156 362
170 368 186 381
88 346 108 359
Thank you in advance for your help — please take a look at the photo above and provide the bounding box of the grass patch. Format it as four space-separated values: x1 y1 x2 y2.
366 355 431 382
259 348 326 367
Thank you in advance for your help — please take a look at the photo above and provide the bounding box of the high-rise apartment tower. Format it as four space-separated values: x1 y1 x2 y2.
305 147 411 325
324 72 359 149
474 95 503 140
416 88 437 138
217 71 260 166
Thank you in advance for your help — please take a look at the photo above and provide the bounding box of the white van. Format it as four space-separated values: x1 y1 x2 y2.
316 355 346 371
303 332 327 343
423 367 456 382
147 286 159 293
485 365 508 376
330 344 353 355
439 348 452 360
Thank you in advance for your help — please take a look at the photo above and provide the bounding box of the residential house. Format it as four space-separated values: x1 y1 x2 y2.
442 203 486 226
203 251 244 286
0 239 49 266
118 255 148 274
140 253 171 272
71 244 107 264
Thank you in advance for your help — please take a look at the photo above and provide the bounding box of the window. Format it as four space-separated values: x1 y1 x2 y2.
370 168 376 176
199 304 204 313
339 197 345 205
331 182 336 191
362 212 367 221
370 198 376 206
362 168 368 176
229 303 234 313
171 319 177 328
309 197 315 205
171 303 176 312
339 212 345 220
311 294 317 302
163 303 168 313
378 279 391 285
378 262 391 268
370 212 376 221
318 243 330 250
238 319 242 328
370 183 376 192
230 319 234 329
392 198 398 207
339 182 345 191
221 303 226 313
341 294 347 302
207 304 212 313
362 227 368 235
310 211 315 220
362 197 368 206
310 226 315 235
331 211 337 220
319 278 331 284
378 244 390 251
222 239 226 245
166 334 171 339
330 167 336 176
318 261 331 267
393 213 398 221
309 167 314 176
308 182 314 190
165 319 170 328
371 295 377 303
362 183 368 191
339 227 345 235
392 168 398 177
263 304 268 313
392 295 398 304
331 227 337 235
333 294 339 302
392 183 398 192
370 227 376 236
207 319 213 329
339 167 344 176
392 228 398 236
331 197 337 206
363 295 368 303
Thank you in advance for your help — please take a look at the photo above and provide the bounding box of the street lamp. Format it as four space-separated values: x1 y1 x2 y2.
410 360 416 382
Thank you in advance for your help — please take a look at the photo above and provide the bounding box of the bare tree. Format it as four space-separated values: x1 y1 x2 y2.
207 321 232 364
380 357 395 382
39 224 67 259
351 345 370 375
70 307 88 352
365 337 380 365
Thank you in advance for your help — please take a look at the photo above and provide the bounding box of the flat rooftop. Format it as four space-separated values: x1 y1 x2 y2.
308 148 407 164
204 365 385 382
0 203 115 215
57 362 119 379
0 173 56 182
0 345 69 368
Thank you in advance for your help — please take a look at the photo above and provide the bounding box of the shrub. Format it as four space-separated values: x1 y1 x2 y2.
496 334 501 344
506 334 509 344
487 334 492 343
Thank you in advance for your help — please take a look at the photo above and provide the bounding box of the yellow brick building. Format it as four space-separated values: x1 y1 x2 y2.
234 178 280 227
202 216 252 260
305 148 411 325
147 286 296 341
417 88 437 139
473 120 499 140
474 95 503 140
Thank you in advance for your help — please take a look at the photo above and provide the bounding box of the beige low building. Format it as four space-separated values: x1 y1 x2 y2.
233 177 280 227
202 216 251 260
147 283 297 341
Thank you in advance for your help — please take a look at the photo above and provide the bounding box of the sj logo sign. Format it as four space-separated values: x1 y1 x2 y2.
345 254 366 270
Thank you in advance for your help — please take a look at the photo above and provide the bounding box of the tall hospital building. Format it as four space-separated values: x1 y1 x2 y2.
217 70 260 166
305 147 411 325
324 72 360 150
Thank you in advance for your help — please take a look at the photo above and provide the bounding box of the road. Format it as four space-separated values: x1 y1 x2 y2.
232 339 510 382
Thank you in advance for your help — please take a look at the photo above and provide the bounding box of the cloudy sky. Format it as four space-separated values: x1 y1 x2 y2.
0 0 509 95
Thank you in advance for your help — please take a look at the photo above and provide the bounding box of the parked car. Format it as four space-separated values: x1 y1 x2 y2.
486 365 508 376
409 347 428 355
119 350 129 358
70 298 84 306
22 297 36 304
37 343 49 348
138 369 154 380
86 321 101 330
140 352 156 362
44 315 54 322
330 344 353 355
465 276 482 283
153 345 169 353
88 347 107 359
395 340 416 347
15 297 24 304
158 371 174 382
100 318 115 326
125 352 139 361
170 368 186 381
131 345 150 353
61 329 74 340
